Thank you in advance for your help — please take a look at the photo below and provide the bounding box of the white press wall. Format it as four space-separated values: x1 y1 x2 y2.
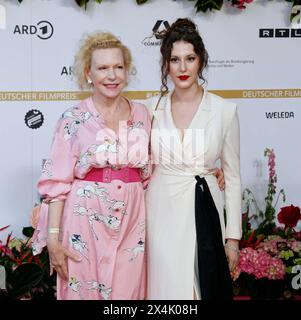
0 0 300 238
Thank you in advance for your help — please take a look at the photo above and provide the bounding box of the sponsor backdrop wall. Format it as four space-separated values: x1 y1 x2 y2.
0 0 300 238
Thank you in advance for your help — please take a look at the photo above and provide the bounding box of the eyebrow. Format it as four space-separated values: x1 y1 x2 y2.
95 62 124 67
170 54 197 58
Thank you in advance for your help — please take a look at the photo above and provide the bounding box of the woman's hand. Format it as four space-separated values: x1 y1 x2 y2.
224 239 240 278
47 238 80 281
214 168 225 191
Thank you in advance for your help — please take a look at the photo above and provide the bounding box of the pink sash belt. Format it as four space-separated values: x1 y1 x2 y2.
81 167 141 183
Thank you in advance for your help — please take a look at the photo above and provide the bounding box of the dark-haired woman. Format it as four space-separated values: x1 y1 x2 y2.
146 18 242 300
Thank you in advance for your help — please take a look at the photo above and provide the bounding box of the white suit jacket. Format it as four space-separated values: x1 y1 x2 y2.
146 90 242 240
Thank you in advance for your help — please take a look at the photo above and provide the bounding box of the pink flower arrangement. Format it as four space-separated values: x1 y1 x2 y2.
235 147 301 299
234 247 285 281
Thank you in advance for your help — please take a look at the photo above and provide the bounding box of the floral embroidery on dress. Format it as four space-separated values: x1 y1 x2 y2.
68 277 84 299
127 120 144 130
124 239 144 262
69 234 89 261
106 198 127 215
89 138 119 154
73 204 121 240
76 183 109 199
31 239 44 256
77 150 94 168
86 281 112 300
41 159 53 177
62 107 92 140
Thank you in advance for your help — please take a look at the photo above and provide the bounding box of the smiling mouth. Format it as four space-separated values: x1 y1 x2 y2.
178 75 189 81
103 84 119 88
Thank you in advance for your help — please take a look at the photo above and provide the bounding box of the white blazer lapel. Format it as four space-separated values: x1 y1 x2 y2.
183 91 216 158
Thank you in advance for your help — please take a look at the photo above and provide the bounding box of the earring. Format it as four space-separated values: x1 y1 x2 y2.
130 66 137 76
87 78 92 84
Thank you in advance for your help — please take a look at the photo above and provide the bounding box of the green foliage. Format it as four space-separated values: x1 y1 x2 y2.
0 226 56 299
194 0 224 13
14 0 298 22
241 148 286 242
22 226 34 238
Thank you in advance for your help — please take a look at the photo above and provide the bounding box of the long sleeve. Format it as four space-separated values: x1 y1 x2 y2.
137 103 153 189
38 117 79 202
32 115 79 255
221 105 242 240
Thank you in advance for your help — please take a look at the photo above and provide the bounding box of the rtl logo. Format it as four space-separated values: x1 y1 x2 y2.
259 28 301 38
259 6 301 38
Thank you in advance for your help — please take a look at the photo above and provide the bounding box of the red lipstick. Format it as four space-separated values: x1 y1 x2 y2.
178 75 189 81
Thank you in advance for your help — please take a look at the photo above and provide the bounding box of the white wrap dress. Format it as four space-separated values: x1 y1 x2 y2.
145 90 242 300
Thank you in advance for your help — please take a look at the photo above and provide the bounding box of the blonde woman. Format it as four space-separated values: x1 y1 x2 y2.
32 32 151 300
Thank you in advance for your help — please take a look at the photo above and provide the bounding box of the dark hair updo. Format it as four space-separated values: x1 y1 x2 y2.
160 18 209 94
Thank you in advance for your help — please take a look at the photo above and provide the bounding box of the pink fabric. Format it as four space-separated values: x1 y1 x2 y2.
32 97 151 300
82 167 142 183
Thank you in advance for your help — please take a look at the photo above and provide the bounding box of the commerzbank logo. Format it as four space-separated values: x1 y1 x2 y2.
141 20 170 47
13 20 54 40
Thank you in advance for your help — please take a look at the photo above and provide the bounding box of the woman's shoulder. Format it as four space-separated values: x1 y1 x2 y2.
128 100 152 125
131 100 148 114
55 99 92 132
144 93 166 116
206 91 237 111
206 91 238 126
59 98 89 117
131 94 162 117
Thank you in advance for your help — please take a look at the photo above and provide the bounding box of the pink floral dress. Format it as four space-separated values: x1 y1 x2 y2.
32 97 151 300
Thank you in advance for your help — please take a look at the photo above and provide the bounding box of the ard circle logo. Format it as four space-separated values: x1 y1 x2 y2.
37 21 54 40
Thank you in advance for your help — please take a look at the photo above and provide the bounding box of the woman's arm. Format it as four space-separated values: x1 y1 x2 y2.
221 104 242 274
221 105 242 241
47 201 80 281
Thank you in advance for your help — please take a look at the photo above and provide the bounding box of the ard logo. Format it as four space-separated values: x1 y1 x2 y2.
13 20 54 40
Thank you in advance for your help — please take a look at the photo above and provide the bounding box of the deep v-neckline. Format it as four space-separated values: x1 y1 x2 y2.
168 89 206 144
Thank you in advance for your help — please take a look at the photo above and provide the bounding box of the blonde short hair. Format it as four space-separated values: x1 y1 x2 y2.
73 31 132 89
